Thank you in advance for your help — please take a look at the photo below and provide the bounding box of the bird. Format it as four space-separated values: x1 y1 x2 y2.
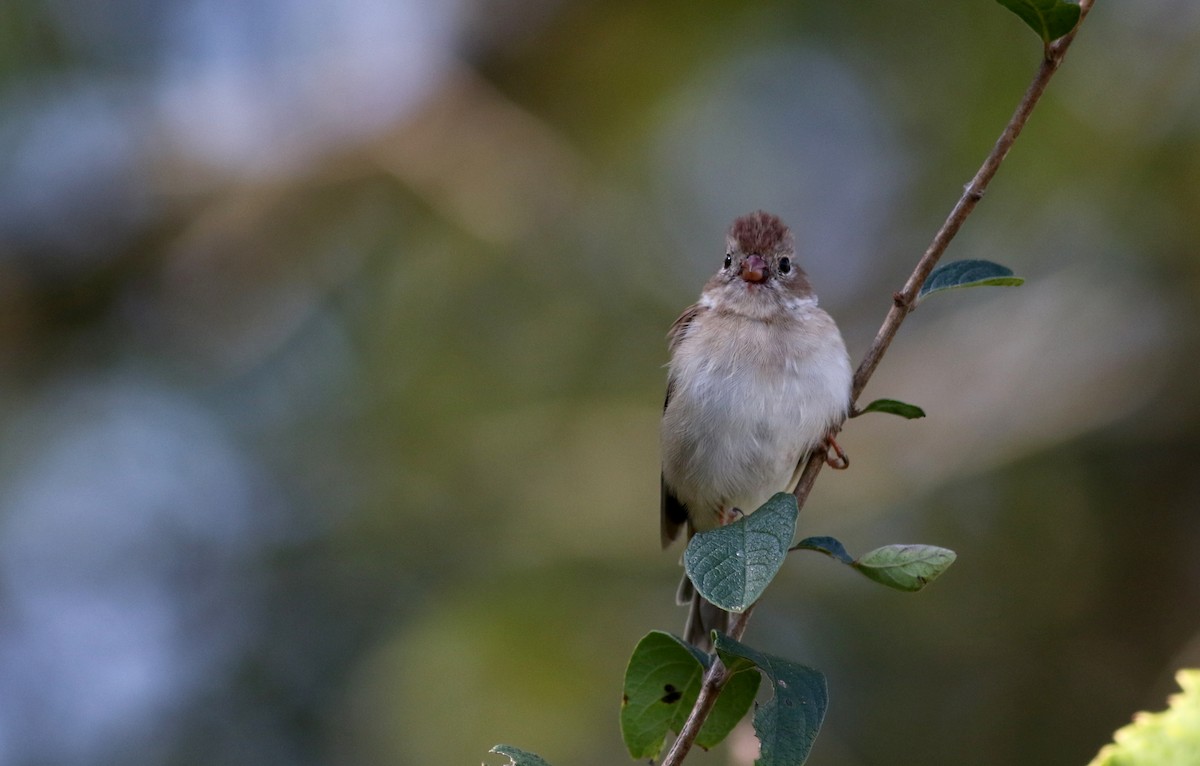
660 211 852 649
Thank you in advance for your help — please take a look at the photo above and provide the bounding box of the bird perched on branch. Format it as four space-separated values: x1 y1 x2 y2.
660 211 852 649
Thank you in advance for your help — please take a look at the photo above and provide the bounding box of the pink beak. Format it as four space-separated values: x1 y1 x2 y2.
740 254 768 283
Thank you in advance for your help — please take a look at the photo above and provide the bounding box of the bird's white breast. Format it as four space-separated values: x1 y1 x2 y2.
661 302 851 530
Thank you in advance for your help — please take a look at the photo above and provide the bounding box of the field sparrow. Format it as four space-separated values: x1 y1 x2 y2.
660 211 852 648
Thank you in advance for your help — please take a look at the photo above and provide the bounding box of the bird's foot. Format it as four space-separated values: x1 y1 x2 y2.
824 434 849 470
719 507 744 526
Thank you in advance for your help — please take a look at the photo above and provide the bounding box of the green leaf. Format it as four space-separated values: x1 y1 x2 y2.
858 399 926 419
1089 669 1200 766
853 544 957 592
996 0 1081 44
489 745 554 766
795 539 956 592
619 631 760 758
793 536 854 565
696 665 762 750
715 634 828 766
918 259 1024 301
684 493 798 613
620 632 706 759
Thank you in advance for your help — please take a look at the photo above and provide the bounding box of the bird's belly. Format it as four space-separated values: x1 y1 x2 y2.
662 361 837 528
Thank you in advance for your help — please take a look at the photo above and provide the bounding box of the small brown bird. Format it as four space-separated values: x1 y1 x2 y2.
660 211 852 648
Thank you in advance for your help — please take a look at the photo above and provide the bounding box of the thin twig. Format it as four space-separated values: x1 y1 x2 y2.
852 0 1095 400
659 5 1094 764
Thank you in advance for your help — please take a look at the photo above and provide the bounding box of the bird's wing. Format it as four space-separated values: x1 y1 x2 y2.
666 302 705 356
660 302 706 548
661 474 690 548
662 302 705 412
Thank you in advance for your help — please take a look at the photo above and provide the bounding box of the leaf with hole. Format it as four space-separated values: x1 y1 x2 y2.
684 493 798 613
859 399 926 419
918 259 1024 302
715 634 828 766
489 745 554 766
996 0 1081 44
619 631 759 758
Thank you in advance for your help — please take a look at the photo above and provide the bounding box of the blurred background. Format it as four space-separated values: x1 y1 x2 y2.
0 0 1198 764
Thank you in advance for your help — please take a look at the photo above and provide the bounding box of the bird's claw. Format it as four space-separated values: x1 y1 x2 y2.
825 435 849 470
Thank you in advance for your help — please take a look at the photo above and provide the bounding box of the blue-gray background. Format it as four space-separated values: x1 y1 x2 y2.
1 1 1198 764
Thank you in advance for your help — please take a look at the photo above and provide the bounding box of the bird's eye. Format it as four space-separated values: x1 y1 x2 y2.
723 254 732 269
778 257 792 274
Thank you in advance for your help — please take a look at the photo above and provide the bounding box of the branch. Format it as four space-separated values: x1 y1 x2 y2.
659 4 1094 764
852 0 1094 400
657 607 757 766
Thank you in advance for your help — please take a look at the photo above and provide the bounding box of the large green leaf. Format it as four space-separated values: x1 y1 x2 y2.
620 631 705 759
684 493 798 613
996 0 1081 44
715 634 828 766
918 259 1024 301
489 745 554 766
619 631 759 758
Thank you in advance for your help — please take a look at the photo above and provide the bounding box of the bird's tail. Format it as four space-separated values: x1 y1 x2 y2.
677 572 729 651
